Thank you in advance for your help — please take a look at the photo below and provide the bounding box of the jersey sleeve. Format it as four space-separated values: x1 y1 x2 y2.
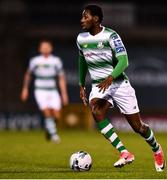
76 41 84 57
79 55 88 87
109 32 129 79
77 38 88 86
109 32 127 57
28 58 35 72
56 57 64 75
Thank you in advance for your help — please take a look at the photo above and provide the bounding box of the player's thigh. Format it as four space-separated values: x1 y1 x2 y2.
89 85 114 109
112 83 139 115
34 89 49 110
49 90 62 111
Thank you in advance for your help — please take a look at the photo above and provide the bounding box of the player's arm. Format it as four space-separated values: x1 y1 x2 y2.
77 37 88 106
110 32 129 78
57 58 69 106
21 70 32 102
97 33 128 93
79 54 88 87
111 54 128 78
58 72 69 106
79 52 88 106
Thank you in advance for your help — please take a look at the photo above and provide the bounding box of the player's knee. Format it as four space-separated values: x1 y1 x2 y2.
52 110 61 120
92 109 105 121
42 110 52 118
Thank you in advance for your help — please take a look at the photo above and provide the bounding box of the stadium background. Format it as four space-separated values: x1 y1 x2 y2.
0 0 167 131
0 1 167 179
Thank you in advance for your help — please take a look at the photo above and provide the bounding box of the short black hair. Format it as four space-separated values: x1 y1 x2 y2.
84 4 103 23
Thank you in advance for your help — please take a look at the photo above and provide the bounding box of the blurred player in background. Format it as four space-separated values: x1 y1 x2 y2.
77 4 165 171
21 39 69 143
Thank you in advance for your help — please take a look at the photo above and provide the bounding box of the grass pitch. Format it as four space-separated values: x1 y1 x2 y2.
0 129 166 179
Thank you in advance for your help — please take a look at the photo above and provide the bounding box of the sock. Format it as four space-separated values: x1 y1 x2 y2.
45 117 57 135
145 127 159 152
97 118 127 153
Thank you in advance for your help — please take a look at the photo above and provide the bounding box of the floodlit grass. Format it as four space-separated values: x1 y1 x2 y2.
0 129 166 179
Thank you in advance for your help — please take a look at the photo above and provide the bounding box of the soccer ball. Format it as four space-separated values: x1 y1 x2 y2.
69 151 92 171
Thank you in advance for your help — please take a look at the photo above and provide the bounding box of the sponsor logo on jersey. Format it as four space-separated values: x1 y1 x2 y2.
111 34 118 40
97 42 104 49
112 34 125 53
114 39 123 47
116 47 125 53
84 52 107 58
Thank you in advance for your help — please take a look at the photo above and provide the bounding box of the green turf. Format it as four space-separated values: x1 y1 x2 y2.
0 129 166 179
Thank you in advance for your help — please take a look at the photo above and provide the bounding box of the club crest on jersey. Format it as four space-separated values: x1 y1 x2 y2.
97 42 104 49
83 44 88 48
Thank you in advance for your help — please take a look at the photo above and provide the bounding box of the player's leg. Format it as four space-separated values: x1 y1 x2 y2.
111 80 165 171
52 109 61 120
41 108 59 142
90 98 134 167
50 109 61 143
124 113 159 150
124 113 165 172
48 90 62 143
34 89 58 142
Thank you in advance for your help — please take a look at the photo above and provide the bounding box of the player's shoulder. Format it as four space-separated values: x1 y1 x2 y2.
104 27 117 36
50 55 62 64
29 55 42 64
50 54 61 60
104 27 121 40
77 32 90 43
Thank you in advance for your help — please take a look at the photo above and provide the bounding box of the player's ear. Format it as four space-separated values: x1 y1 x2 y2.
93 16 99 23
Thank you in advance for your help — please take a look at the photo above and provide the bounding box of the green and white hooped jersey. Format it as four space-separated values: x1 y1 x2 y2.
77 26 128 85
28 55 64 90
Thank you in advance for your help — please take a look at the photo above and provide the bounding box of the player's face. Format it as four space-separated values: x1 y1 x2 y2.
39 42 53 56
81 10 94 31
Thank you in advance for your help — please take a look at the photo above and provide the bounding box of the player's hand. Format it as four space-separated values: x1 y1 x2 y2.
96 75 113 93
80 86 88 106
21 88 29 102
62 93 69 106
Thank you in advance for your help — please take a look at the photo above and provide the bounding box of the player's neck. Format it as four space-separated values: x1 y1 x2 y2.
43 54 50 58
89 25 103 36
